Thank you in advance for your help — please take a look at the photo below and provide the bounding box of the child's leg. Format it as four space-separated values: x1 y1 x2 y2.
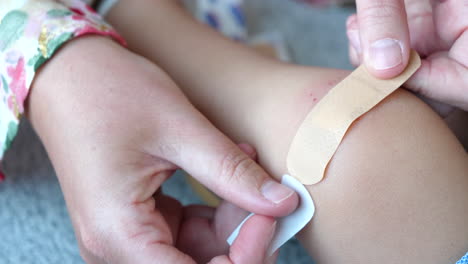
107 1 468 263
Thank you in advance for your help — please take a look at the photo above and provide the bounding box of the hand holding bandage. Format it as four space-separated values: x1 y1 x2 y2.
348 0 468 111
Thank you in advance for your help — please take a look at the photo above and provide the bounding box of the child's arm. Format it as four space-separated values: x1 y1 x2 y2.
107 1 468 263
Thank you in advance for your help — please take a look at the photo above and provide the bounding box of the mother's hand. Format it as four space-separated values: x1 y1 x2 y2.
348 0 468 111
28 36 297 263
350 0 411 79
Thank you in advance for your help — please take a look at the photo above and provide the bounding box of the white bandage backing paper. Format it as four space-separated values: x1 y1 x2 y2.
227 174 315 256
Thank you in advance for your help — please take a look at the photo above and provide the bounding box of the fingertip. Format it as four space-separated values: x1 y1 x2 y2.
260 180 299 216
347 29 362 54
404 59 430 94
364 38 410 79
275 189 299 217
364 45 411 79
280 188 300 216
346 24 362 67
346 14 358 29
229 215 277 264
355 0 411 79
349 44 361 67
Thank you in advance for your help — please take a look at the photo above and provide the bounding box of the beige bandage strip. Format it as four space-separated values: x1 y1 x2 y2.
287 51 421 185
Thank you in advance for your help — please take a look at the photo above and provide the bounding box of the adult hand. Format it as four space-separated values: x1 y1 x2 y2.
347 0 468 111
28 36 297 263
348 0 411 79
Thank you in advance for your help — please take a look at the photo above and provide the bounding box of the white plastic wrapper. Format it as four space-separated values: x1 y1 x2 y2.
227 174 315 256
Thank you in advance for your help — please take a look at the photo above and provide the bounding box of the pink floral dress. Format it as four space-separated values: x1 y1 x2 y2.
0 0 125 180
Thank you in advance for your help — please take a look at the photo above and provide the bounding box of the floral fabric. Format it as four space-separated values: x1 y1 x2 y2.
0 0 124 176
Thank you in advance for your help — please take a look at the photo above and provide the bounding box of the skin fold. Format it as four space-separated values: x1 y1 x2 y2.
106 1 468 263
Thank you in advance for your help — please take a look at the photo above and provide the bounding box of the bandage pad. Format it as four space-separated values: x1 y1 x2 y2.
287 51 421 185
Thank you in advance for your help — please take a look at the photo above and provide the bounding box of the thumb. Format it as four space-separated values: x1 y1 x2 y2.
164 115 298 217
356 0 411 79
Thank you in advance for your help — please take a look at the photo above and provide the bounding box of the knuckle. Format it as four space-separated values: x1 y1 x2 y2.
358 1 404 26
346 14 358 29
156 140 182 160
218 149 258 185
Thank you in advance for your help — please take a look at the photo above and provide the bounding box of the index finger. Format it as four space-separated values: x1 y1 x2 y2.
209 215 277 264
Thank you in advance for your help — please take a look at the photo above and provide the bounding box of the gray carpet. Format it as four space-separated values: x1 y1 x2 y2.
0 1 354 263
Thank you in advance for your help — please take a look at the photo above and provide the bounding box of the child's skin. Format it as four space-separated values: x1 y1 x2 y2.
107 1 468 263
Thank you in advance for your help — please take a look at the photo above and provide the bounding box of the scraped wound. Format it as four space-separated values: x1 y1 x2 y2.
287 51 421 185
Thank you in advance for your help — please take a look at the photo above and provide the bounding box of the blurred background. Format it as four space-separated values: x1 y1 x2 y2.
0 0 354 263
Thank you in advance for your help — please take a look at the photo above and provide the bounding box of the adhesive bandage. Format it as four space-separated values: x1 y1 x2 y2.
287 51 421 185
227 52 421 254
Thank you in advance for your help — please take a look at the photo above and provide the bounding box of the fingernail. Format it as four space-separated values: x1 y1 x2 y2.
261 180 295 204
369 38 403 70
347 30 361 53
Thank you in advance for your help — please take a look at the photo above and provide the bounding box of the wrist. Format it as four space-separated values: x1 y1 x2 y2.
27 36 126 149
